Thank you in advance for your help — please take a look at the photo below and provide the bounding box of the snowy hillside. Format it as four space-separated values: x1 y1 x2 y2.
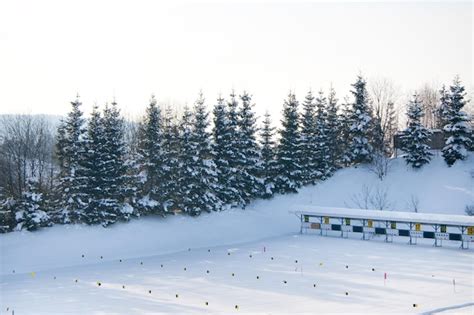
1 154 473 314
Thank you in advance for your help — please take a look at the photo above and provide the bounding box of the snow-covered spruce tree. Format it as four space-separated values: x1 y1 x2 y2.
347 76 374 164
82 105 106 225
442 77 472 166
238 92 264 201
54 95 88 224
99 101 128 225
212 96 235 206
337 98 353 167
275 93 303 193
314 91 331 179
325 86 340 173
179 94 221 215
161 107 181 211
300 90 319 184
401 94 433 168
16 180 51 231
436 85 450 130
223 92 246 207
259 111 278 197
136 95 164 214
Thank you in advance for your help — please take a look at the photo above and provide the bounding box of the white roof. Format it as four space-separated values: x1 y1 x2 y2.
294 206 474 226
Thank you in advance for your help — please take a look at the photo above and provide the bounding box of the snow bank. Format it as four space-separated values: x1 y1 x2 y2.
1 154 472 275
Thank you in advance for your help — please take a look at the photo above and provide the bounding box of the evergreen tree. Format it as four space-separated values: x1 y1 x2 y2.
99 101 128 225
238 92 264 201
161 107 180 211
437 85 450 130
259 112 278 197
300 90 319 184
275 93 303 193
83 105 106 224
442 77 472 166
137 96 164 213
16 180 51 231
325 86 340 173
54 95 88 223
338 99 353 167
314 91 331 179
401 94 433 168
226 91 246 206
346 76 374 164
179 94 221 215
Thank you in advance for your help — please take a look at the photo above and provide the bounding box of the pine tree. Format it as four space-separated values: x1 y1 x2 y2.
54 95 88 223
275 93 303 193
259 112 278 197
314 91 331 179
401 94 433 168
16 180 51 231
179 94 221 215
83 105 106 224
326 86 340 173
300 90 319 184
99 101 128 225
338 99 353 167
137 95 164 214
437 85 450 130
442 77 472 166
347 76 374 164
161 107 181 211
238 92 264 201
212 96 238 207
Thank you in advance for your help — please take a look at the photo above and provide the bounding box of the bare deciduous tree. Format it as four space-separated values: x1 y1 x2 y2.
0 115 55 199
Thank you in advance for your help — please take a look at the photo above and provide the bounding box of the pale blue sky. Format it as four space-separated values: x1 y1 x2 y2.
0 0 471 120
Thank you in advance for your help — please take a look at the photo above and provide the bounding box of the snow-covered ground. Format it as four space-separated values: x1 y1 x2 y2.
1 154 473 314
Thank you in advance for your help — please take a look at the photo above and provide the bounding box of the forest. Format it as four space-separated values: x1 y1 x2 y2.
0 75 471 232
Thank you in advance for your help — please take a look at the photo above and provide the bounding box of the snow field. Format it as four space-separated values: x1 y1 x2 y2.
1 234 473 314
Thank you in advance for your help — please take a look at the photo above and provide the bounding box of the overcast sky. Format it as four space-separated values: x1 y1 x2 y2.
0 0 472 121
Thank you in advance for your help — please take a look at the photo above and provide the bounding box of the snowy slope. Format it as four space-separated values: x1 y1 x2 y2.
1 154 472 275
0 154 473 314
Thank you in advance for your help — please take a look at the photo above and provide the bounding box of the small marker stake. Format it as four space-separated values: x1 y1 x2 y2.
97 282 101 286
176 294 179 298
161 264 163 268
313 284 316 287
184 267 187 271
82 254 84 258
149 290 152 294
232 273 235 277
100 256 103 259
205 302 208 306
140 262 143 265
119 259 122 262
271 257 274 260
256 276 259 279
235 305 239 310
208 249 211 252
345 265 348 269
295 260 298 264
75 279 78 283
283 280 287 284
206 270 210 274
345 292 348 296
372 268 375 271
249 254 252 258
228 252 230 256
122 285 125 289
413 304 417 308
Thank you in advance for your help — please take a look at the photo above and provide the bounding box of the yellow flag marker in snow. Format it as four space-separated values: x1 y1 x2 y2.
30 272 36 278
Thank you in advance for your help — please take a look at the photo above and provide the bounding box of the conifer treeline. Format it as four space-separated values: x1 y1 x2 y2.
1 75 471 231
